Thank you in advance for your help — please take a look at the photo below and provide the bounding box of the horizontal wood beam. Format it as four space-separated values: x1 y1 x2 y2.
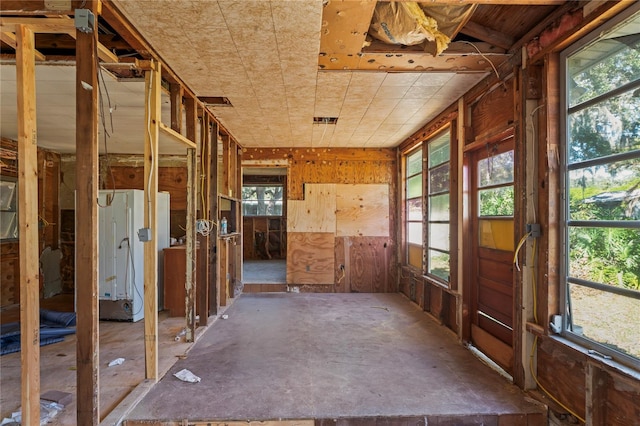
379 0 565 4
319 50 510 72
1 31 46 60
0 17 76 33
0 0 86 15
459 20 515 50
365 40 506 55
159 122 196 149
65 30 119 63
0 17 117 62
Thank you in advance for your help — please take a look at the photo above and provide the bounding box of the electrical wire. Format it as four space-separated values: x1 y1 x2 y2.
513 231 532 272
523 232 585 423
460 41 503 89
95 47 115 207
145 66 155 229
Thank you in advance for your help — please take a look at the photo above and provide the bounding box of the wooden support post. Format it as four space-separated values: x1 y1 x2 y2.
185 148 197 341
198 114 211 326
222 134 230 196
16 23 40 426
209 120 219 315
143 60 161 381
169 83 183 132
185 95 198 342
75 2 100 422
234 144 243 291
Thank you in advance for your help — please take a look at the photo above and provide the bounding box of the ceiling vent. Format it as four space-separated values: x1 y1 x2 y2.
313 117 338 124
198 96 233 107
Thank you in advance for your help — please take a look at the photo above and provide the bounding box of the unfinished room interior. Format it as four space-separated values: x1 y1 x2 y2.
1 0 639 425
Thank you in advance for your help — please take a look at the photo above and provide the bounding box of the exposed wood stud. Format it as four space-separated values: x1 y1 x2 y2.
74 1 100 421
16 23 40 426
143 59 161 381
184 95 197 342
198 114 210 323
185 147 196 342
209 120 219 315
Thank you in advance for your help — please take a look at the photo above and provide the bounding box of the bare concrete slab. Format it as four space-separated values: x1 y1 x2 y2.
243 259 286 284
126 293 545 423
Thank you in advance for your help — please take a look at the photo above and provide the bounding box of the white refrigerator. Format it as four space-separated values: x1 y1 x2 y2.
96 189 169 322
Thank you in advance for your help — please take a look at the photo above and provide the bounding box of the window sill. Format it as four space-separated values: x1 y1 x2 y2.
547 334 640 380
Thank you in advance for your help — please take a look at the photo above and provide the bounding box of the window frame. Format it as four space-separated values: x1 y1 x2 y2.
402 128 453 286
241 184 284 217
405 145 424 271
559 3 640 370
426 130 452 284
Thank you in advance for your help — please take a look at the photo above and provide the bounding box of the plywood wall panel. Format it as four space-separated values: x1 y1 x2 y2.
287 232 335 285
334 237 350 293
336 184 389 237
349 237 391 293
469 79 515 143
287 184 336 233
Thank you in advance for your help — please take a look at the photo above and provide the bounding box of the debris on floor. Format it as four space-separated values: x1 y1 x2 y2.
173 368 200 383
1 399 65 425
108 357 125 367
174 328 186 341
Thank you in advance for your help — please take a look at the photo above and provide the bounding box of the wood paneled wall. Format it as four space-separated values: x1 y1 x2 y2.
0 138 60 306
243 148 397 293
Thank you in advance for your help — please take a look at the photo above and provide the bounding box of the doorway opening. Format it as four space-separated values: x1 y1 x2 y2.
242 167 287 291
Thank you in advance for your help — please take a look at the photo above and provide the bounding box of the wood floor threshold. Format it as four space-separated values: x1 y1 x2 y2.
123 412 546 426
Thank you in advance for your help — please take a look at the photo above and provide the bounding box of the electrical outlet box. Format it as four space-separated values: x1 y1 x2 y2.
74 9 95 33
138 227 151 242
526 223 541 238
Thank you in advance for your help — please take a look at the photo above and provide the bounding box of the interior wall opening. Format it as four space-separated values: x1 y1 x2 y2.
241 167 287 289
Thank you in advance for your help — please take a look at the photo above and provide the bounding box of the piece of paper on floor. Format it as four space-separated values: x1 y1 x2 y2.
173 368 201 383
108 358 125 367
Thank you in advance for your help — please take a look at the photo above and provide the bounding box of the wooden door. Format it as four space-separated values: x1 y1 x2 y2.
469 135 516 374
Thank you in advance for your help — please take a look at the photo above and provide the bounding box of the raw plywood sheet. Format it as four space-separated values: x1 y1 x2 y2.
336 184 389 237
287 183 336 233
286 232 335 285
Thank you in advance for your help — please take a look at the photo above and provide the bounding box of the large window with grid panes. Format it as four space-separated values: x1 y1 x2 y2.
404 129 452 285
560 4 640 369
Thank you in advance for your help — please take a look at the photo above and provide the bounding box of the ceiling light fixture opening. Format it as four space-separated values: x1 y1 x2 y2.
313 117 338 125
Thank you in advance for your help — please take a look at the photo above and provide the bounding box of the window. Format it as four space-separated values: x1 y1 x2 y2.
405 147 423 269
0 176 18 241
404 129 453 283
561 6 640 367
427 131 451 282
242 185 283 216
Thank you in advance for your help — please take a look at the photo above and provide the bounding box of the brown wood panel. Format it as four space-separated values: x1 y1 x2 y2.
587 363 640 426
334 237 350 293
471 324 513 372
0 242 19 305
242 284 287 293
37 149 60 251
469 78 514 142
286 232 334 285
537 337 586 420
349 237 390 293
430 285 443 319
107 166 187 210
415 277 425 310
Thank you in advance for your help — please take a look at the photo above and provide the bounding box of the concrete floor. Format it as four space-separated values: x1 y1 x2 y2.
126 293 546 424
243 259 287 284
0 294 204 425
